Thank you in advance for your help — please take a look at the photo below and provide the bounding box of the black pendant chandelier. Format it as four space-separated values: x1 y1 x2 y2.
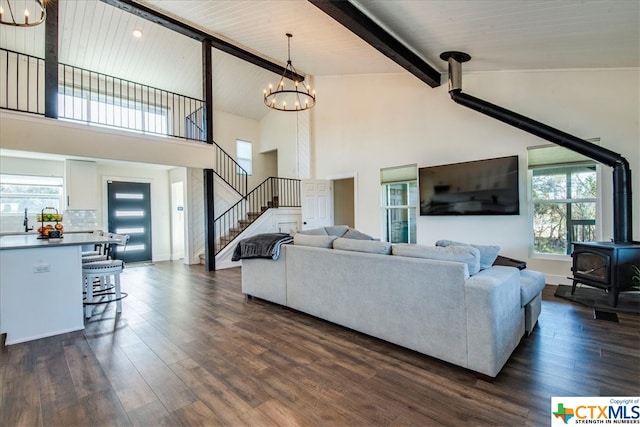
264 33 316 112
0 0 46 27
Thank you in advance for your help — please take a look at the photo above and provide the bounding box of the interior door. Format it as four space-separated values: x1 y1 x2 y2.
301 179 333 229
107 181 152 263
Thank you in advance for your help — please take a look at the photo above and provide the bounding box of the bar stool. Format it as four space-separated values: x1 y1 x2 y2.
82 233 129 318
82 259 126 318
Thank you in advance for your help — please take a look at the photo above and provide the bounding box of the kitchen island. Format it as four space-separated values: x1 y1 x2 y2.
0 233 111 345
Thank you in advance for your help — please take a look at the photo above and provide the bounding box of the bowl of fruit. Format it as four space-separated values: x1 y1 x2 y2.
37 208 64 239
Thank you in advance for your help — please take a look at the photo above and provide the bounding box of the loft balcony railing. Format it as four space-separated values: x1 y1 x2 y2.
58 63 205 141
0 49 44 115
215 177 301 254
1 46 247 197
1 48 205 141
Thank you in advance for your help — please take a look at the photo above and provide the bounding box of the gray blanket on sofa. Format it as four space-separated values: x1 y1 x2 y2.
231 233 293 261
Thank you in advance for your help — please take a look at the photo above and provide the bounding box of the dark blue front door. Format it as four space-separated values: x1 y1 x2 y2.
107 181 152 263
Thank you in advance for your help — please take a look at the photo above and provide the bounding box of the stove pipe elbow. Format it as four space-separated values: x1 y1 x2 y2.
440 51 470 94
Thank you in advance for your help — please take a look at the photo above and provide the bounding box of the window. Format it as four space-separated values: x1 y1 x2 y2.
529 144 598 255
381 165 417 244
0 174 64 220
236 139 252 175
58 89 168 136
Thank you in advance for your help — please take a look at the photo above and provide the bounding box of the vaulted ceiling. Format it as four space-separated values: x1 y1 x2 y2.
0 0 638 121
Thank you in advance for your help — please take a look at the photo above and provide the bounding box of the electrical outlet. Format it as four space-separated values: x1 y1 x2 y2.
33 264 50 273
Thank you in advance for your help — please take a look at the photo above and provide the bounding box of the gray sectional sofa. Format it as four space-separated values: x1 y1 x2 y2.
240 227 545 378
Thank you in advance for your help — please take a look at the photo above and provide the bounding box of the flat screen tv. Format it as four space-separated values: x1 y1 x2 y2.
419 155 519 216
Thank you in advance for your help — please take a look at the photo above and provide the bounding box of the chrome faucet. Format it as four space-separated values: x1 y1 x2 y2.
24 208 33 232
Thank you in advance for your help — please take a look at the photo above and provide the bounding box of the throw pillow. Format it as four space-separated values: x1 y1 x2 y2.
324 225 350 237
392 244 481 275
435 240 500 270
342 227 375 240
293 233 337 248
333 237 391 255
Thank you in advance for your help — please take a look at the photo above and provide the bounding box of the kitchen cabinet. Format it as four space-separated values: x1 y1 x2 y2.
65 160 97 210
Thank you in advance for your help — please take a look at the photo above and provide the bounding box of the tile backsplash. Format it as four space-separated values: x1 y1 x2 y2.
62 210 98 232
0 209 98 234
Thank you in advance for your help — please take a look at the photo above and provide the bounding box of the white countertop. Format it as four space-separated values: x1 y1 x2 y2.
0 233 111 250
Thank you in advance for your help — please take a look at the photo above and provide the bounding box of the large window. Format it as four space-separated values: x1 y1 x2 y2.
59 91 168 135
236 139 252 175
0 174 64 233
0 174 64 215
381 165 417 244
529 144 598 255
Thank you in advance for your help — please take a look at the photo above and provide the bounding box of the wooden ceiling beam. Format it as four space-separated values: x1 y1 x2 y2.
308 0 441 88
100 0 305 82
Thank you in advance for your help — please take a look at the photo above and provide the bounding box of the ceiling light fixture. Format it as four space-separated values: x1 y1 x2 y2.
132 29 142 38
263 33 316 112
0 0 46 27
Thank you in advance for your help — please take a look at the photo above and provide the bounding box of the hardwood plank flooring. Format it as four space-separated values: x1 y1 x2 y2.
1 261 638 426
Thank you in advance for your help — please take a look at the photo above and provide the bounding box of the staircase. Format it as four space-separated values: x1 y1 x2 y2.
214 177 300 254
200 142 301 265
215 196 277 252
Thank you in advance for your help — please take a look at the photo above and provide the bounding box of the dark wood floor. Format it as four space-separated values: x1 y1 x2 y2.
1 261 638 426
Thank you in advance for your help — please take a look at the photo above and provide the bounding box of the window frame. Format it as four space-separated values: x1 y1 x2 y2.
0 174 64 217
236 139 253 175
382 180 418 244
528 163 600 257
58 86 169 136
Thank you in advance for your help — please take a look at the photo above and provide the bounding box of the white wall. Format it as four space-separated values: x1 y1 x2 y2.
260 109 314 179
169 167 187 262
312 69 640 284
214 109 277 189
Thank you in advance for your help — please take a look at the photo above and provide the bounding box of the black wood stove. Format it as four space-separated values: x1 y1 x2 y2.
571 242 640 307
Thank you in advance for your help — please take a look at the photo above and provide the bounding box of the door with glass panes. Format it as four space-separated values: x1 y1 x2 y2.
107 181 152 263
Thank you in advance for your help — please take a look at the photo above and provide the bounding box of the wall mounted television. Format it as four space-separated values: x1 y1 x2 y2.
419 155 520 216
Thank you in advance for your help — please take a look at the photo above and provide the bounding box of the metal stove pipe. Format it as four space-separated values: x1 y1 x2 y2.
440 51 633 243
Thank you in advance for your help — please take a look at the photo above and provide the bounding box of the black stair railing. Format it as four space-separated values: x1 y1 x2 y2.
214 144 248 197
214 177 301 254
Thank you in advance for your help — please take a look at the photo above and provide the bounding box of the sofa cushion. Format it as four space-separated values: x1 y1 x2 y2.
392 244 481 275
294 233 337 248
333 237 391 255
519 269 546 306
297 227 329 236
436 240 500 270
342 228 375 240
